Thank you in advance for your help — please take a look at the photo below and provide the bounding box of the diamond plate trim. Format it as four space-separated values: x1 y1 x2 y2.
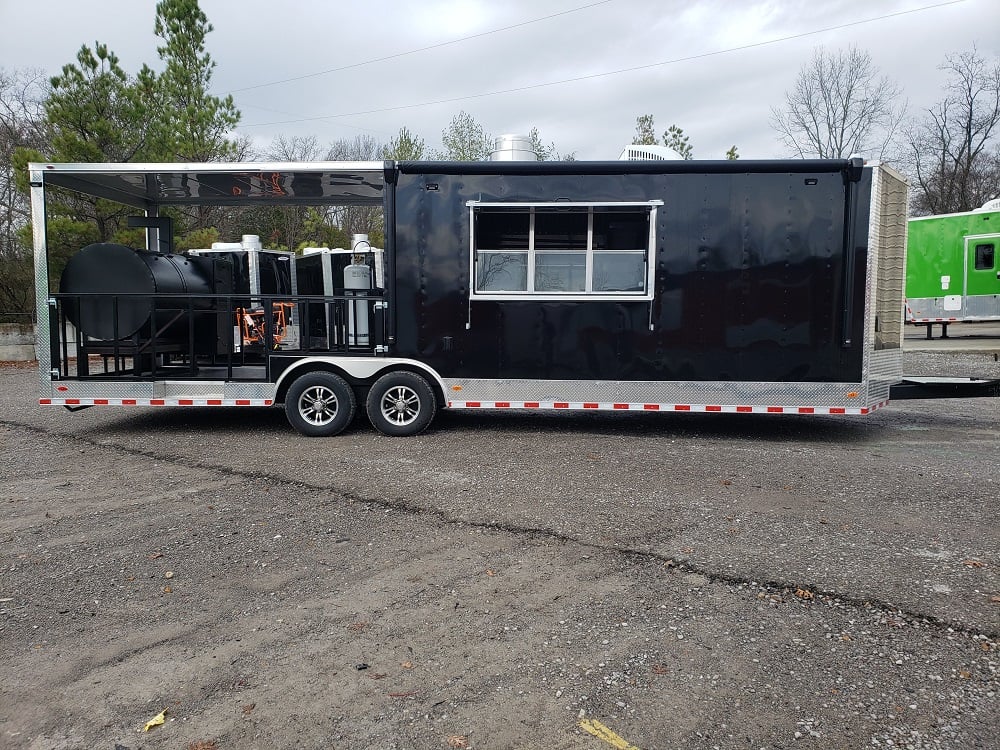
862 166 907 406
49 381 157 399
868 349 902 380
31 174 51 392
442 378 874 409
223 383 276 400
41 398 273 407
446 399 890 416
863 166 908 373
46 381 276 401
905 295 1000 322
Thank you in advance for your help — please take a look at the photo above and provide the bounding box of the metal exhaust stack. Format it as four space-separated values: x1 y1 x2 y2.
490 134 537 161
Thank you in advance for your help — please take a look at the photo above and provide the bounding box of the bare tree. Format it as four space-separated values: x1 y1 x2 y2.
326 133 382 162
0 68 48 319
267 134 322 162
904 48 1000 215
325 134 385 244
249 135 326 250
771 46 904 159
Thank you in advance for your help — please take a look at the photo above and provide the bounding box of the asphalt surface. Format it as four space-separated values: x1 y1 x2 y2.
0 345 998 749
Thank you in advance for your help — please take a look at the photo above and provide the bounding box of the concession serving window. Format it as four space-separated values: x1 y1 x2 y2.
467 201 661 302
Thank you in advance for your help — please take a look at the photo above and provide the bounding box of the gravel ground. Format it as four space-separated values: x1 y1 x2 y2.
0 350 997 749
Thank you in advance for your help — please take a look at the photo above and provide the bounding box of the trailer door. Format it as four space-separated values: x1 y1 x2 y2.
966 234 1000 299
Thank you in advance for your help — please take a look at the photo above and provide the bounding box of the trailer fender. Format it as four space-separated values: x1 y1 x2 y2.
274 357 448 405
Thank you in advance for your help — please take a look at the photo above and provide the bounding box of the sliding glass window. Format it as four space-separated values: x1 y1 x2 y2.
469 202 659 300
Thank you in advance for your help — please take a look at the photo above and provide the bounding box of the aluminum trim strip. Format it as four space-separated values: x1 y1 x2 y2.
30 161 385 174
441 378 880 409
47 381 278 401
30 171 51 393
446 400 890 416
906 296 1000 322
465 200 665 208
40 399 274 407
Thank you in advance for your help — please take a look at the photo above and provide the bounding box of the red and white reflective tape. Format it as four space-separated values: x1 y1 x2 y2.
906 301 959 323
447 400 890 415
40 398 273 407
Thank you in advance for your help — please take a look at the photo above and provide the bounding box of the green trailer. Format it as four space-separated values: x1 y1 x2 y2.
905 200 1000 333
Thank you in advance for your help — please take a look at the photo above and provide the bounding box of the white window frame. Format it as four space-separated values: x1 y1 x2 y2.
467 200 661 302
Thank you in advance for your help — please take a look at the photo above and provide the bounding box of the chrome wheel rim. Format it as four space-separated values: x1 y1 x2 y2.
298 385 339 426
380 385 420 426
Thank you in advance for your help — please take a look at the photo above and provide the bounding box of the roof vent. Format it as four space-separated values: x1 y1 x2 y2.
618 144 684 161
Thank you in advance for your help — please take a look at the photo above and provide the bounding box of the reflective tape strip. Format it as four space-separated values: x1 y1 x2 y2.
906 302 961 323
446 400 888 415
40 398 274 407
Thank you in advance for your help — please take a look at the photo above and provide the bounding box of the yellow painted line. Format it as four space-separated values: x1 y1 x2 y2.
579 718 643 750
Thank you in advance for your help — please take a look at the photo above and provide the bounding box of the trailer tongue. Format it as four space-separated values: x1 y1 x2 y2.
890 376 1000 400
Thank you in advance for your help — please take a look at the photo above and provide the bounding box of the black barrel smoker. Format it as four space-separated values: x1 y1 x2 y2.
59 242 234 371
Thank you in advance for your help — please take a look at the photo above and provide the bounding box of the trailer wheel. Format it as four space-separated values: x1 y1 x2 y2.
284 372 356 437
366 371 436 436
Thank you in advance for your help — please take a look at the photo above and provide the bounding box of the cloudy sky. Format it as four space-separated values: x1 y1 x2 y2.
0 0 995 161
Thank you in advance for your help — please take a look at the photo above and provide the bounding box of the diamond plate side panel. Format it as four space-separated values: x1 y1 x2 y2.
48 381 157 399
875 169 908 349
905 295 1000 321
905 297 961 320
43 381 277 401
868 350 902 381
223 383 277 400
30 171 51 392
863 166 908 406
163 381 226 399
862 168 881 371
867 380 891 404
443 379 867 408
867 349 902 404
961 295 1000 319
863 166 908 366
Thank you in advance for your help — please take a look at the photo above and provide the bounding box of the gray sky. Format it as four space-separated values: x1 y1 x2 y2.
0 0 996 161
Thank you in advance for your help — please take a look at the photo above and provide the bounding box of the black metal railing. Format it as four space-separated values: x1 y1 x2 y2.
49 290 386 381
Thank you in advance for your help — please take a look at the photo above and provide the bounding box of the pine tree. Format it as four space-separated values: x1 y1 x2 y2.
632 114 657 146
151 0 240 161
663 125 693 160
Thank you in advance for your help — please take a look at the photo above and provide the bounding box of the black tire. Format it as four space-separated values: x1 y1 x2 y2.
284 371 356 437
366 371 436 436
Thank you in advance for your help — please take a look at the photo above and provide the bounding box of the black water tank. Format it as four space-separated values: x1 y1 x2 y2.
60 243 216 341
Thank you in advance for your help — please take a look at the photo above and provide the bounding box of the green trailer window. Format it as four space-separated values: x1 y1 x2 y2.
974 243 995 270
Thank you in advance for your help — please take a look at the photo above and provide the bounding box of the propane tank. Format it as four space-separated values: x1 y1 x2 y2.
345 234 372 346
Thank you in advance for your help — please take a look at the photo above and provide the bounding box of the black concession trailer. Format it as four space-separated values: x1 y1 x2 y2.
31 157 909 436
